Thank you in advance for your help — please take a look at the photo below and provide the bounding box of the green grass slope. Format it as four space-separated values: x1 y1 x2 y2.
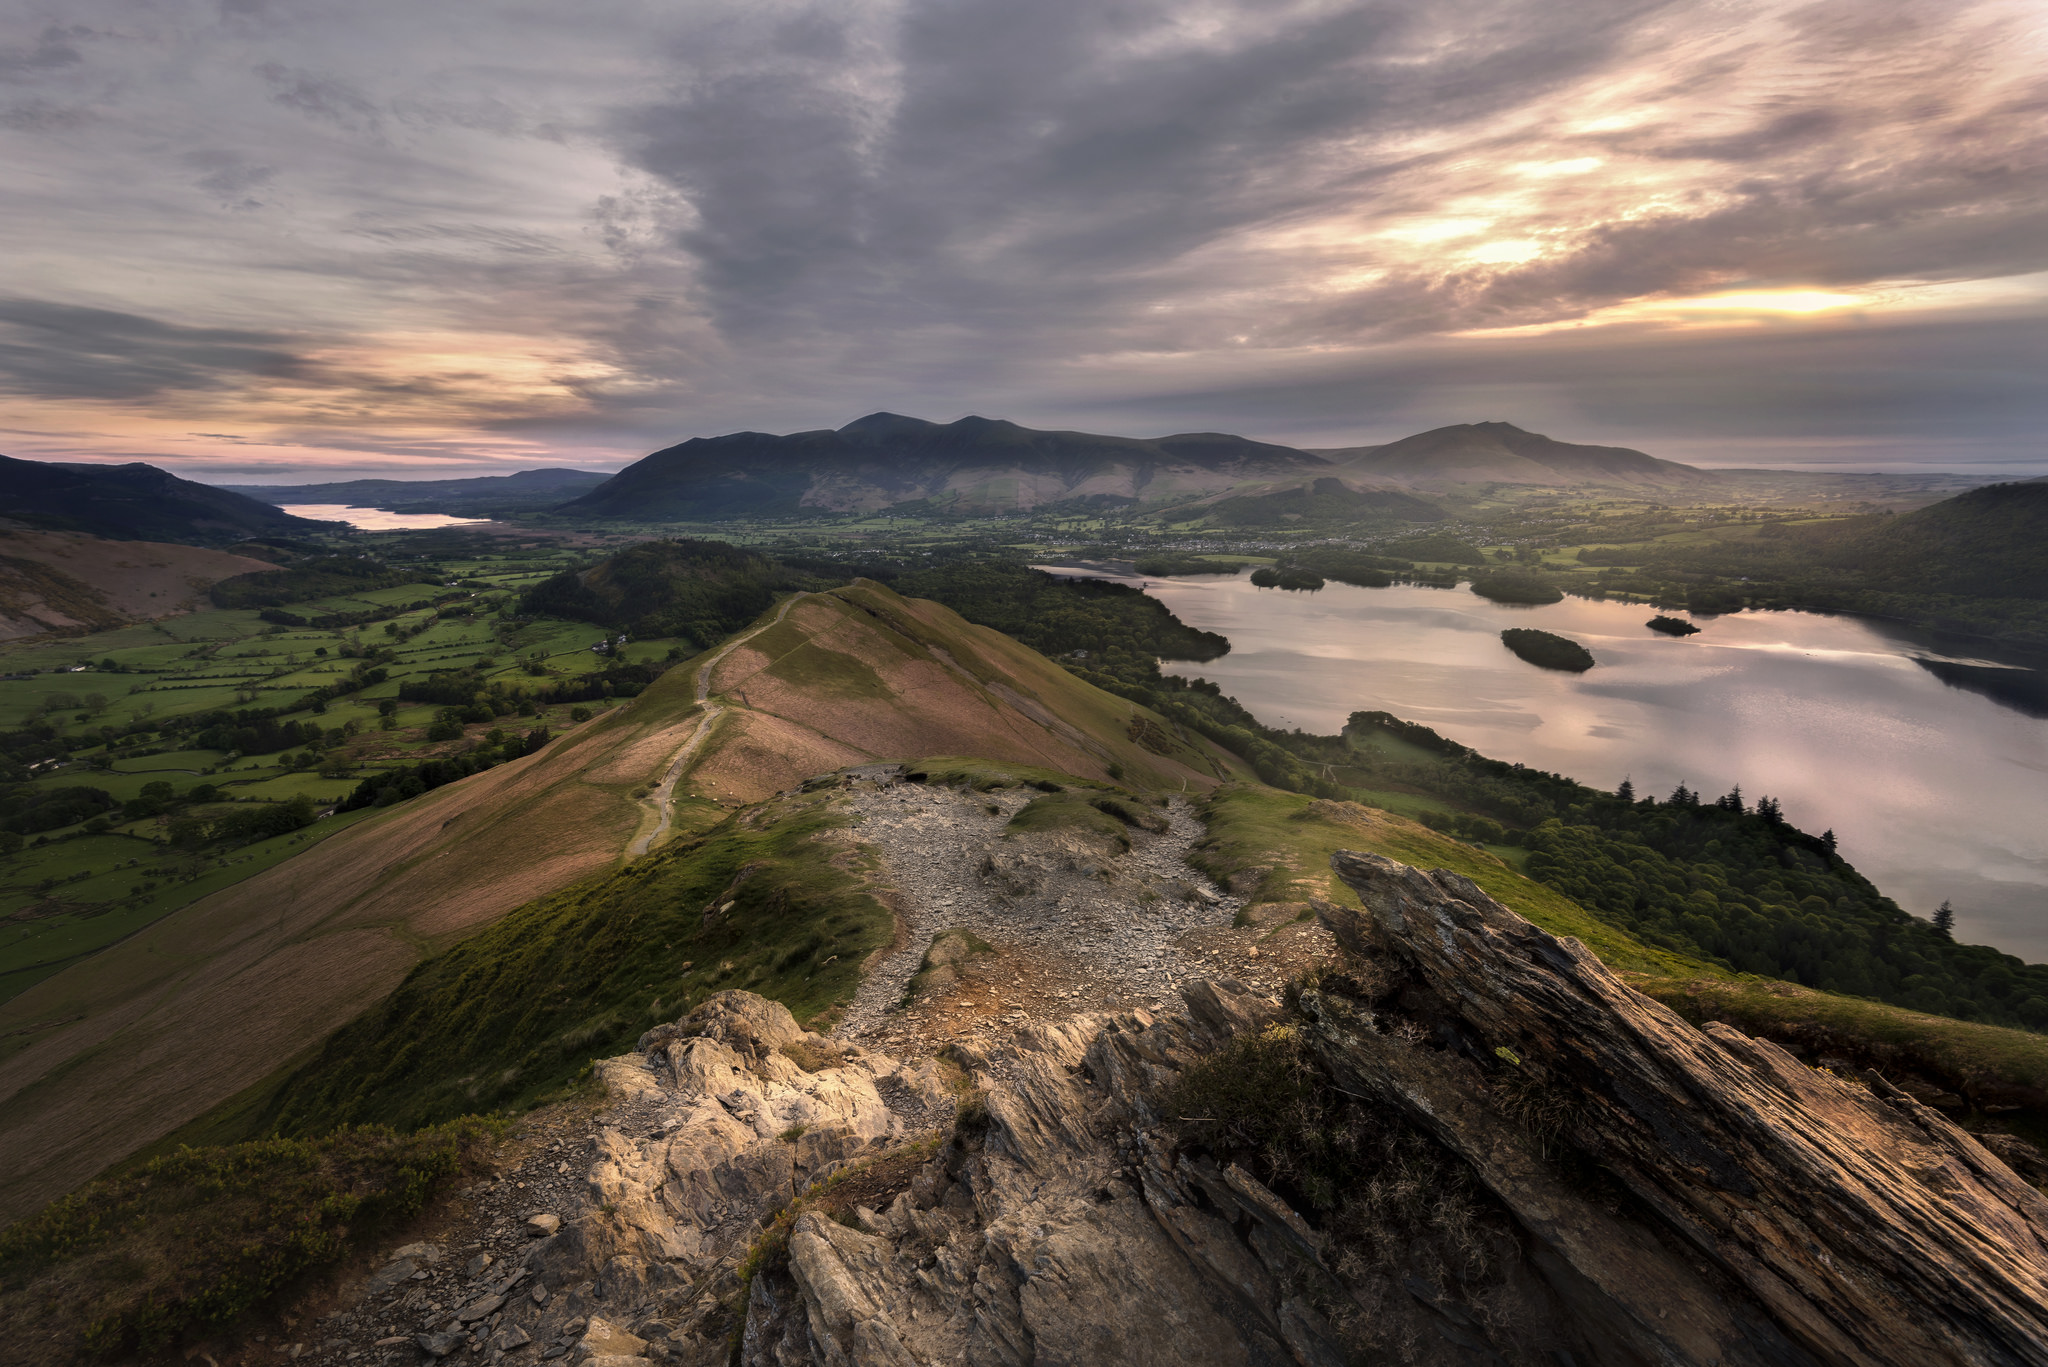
261 790 891 1135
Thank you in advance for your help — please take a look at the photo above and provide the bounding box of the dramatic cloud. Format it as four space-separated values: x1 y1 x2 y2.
0 0 2042 477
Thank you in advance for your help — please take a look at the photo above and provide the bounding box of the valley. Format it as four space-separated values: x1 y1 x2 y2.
1 420 2045 1366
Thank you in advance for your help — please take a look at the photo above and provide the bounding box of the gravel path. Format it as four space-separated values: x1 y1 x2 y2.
833 782 1245 1043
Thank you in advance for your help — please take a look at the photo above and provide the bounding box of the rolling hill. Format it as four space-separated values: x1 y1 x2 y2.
561 412 1331 519
0 454 335 544
1315 420 1713 488
222 467 609 516
0 580 1239 1223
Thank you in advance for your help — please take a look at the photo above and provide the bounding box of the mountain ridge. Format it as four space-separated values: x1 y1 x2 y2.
0 454 336 544
563 412 1333 519
222 468 610 515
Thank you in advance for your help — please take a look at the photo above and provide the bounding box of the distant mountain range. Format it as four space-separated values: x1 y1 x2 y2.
561 412 1336 519
223 467 609 515
0 454 332 543
1313 421 1712 488
560 413 1718 520
4 418 1722 541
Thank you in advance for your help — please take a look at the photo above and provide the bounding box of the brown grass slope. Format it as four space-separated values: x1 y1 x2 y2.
681 583 1232 803
0 529 272 640
0 582 1228 1223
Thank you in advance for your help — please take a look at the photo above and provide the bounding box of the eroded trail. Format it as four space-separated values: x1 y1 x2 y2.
628 593 810 857
834 781 1310 1052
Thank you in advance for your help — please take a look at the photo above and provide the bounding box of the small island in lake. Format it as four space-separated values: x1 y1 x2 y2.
1469 570 1564 604
1647 615 1701 636
1501 627 1595 672
1250 565 1325 591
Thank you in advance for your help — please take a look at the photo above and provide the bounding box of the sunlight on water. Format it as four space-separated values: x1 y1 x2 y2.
279 503 491 531
1068 571 2048 962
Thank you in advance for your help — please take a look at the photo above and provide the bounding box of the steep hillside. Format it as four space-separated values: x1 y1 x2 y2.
0 582 1232 1222
561 412 1329 518
223 468 608 515
0 454 334 543
1316 420 1711 488
0 529 273 641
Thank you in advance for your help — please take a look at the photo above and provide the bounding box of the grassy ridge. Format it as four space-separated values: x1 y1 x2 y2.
260 791 892 1136
1187 784 1707 978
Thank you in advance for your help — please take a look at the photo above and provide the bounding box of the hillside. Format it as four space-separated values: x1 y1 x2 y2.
1315 420 1712 488
222 467 608 515
1194 474 1446 527
561 411 1330 519
0 582 1235 1223
1832 480 2048 598
519 538 817 647
0 529 273 641
0 454 334 544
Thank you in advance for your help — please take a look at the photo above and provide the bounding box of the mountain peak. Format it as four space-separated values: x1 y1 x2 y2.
838 412 938 437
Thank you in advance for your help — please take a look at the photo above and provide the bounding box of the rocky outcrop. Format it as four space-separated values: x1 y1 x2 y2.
477 856 2048 1367
1317 850 2048 1367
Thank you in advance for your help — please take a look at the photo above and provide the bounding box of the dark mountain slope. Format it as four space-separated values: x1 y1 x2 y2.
519 539 818 648
0 455 332 544
1201 474 1445 526
223 467 608 515
1316 421 1711 487
563 412 1330 518
1832 480 2048 598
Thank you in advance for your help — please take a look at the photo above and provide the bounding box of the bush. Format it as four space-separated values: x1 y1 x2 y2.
209 794 316 845
0 1121 494 1360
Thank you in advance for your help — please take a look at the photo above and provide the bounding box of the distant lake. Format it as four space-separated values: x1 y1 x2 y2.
279 503 491 531
1044 568 2048 962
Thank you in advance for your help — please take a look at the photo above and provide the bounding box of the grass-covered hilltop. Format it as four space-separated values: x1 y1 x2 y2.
1 421 2046 1362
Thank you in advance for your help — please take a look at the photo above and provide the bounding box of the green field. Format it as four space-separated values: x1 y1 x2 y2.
0 537 691 1005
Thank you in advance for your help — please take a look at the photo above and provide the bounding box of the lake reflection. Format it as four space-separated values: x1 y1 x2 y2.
279 503 490 531
1113 573 2047 962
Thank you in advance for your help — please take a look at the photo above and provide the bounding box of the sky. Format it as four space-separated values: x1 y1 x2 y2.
2 0 2045 481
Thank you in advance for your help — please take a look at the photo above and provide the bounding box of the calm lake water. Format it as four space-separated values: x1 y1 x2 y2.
1055 569 2048 962
279 503 490 531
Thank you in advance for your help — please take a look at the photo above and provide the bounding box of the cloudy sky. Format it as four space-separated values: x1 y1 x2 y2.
3 0 2045 480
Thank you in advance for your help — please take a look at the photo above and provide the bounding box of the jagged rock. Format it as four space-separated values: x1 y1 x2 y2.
1322 848 2048 1367
583 994 953 1283
456 1291 504 1321
414 1328 464 1357
491 1323 533 1350
527 1212 561 1236
363 1255 417 1296
581 1314 649 1358
506 868 2048 1367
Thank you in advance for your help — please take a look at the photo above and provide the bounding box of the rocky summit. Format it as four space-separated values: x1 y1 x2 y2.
288 851 2047 1367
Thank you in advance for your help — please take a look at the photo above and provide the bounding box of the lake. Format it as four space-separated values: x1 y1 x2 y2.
279 503 491 531
1050 568 2048 962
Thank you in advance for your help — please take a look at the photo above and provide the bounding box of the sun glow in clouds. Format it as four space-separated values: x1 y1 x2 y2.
1456 287 1877 338
1668 290 1865 313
